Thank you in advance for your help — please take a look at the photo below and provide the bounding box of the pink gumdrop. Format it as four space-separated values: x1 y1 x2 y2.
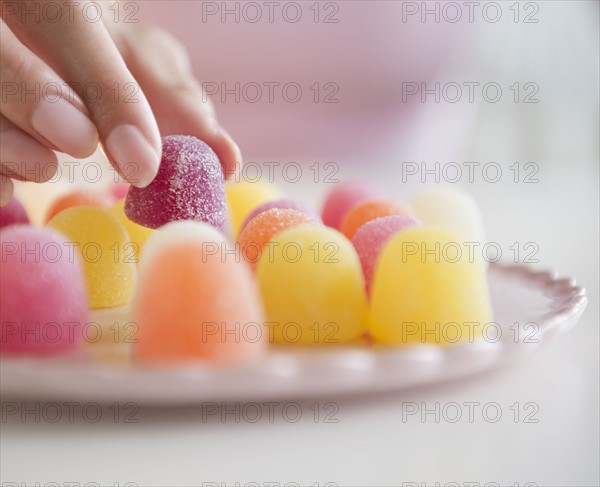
352 215 420 295
110 182 130 201
125 135 226 229
0 226 89 356
240 198 320 232
321 181 382 229
0 197 29 229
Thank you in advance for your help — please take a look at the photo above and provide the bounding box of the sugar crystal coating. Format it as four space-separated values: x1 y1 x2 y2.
0 225 89 356
237 208 316 270
369 227 493 346
44 190 110 224
257 225 367 344
240 198 319 232
225 180 281 237
135 221 266 365
0 196 29 228
125 135 226 229
321 181 382 229
351 215 420 295
47 206 137 309
340 200 416 239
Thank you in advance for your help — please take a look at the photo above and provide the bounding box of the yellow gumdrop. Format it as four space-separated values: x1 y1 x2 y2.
369 227 492 346
225 180 281 237
109 199 154 256
47 206 137 309
257 225 367 345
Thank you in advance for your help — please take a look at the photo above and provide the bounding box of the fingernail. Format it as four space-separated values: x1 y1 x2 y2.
0 129 58 182
31 97 98 158
105 125 160 188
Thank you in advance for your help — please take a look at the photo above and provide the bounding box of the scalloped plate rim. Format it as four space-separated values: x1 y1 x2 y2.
0 263 588 404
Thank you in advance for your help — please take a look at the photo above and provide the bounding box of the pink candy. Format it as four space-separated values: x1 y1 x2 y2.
0 197 29 229
0 226 89 356
125 135 226 229
321 181 382 229
352 216 420 295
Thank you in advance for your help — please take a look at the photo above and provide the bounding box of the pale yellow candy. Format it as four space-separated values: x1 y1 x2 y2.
48 206 137 309
109 199 154 257
257 225 367 345
411 187 485 244
225 180 281 237
369 227 492 346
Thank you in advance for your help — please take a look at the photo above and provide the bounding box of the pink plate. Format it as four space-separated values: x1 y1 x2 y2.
0 264 587 405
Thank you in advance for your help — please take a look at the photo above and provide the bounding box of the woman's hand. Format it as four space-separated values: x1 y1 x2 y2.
0 1 240 205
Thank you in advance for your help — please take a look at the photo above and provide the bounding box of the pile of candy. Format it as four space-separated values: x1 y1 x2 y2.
0 135 492 367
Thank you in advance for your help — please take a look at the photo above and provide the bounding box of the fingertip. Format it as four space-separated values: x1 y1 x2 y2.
105 124 161 188
0 128 59 183
31 97 99 159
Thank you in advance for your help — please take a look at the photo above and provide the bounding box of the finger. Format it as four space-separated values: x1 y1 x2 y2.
0 22 98 158
114 24 242 179
0 174 14 206
0 114 58 183
4 2 161 187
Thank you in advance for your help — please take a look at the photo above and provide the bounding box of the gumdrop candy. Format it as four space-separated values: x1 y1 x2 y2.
369 227 493 346
134 221 266 365
125 135 227 229
240 198 319 232
257 225 367 345
47 206 137 309
321 181 382 229
351 215 420 295
0 225 89 355
225 180 281 237
340 200 416 239
237 208 316 270
0 196 29 228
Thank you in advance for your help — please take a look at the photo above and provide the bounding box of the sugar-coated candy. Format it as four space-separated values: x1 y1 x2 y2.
225 180 281 237
369 227 492 346
351 216 420 295
125 135 226 229
257 225 367 345
411 187 486 244
321 181 382 229
47 207 137 309
240 198 319 232
0 226 89 355
0 196 29 228
44 190 110 224
134 221 266 365
340 200 416 239
110 199 154 254
237 208 316 270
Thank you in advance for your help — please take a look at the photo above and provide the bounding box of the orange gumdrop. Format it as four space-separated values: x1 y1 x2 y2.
339 200 416 239
135 222 266 365
45 191 111 224
237 208 316 270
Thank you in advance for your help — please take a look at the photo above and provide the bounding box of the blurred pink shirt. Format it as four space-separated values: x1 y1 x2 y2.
139 1 459 160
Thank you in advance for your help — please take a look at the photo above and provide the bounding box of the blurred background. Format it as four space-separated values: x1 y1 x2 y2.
6 0 600 485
